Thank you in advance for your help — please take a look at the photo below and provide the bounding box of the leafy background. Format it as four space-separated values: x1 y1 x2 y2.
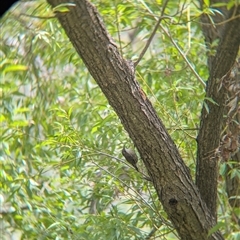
0 0 238 239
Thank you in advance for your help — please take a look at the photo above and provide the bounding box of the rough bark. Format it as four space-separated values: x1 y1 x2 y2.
224 58 240 224
47 0 225 239
197 1 240 219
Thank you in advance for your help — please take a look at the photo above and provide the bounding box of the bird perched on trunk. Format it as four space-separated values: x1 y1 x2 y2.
122 146 139 171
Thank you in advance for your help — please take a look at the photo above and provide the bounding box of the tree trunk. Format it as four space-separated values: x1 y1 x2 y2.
46 0 235 239
224 58 240 224
197 0 240 220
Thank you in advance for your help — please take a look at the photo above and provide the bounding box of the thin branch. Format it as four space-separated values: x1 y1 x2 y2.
166 127 199 131
145 226 159 240
93 161 171 227
141 4 206 87
20 13 56 19
114 1 123 56
134 16 170 67
94 150 152 181
161 25 206 87
134 0 170 67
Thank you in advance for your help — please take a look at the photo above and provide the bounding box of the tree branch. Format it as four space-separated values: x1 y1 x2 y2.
196 2 240 219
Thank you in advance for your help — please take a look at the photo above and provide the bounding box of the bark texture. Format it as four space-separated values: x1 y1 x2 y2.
197 1 240 219
46 0 228 239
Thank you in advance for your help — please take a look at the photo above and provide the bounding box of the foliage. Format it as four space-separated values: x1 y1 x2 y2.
0 0 239 239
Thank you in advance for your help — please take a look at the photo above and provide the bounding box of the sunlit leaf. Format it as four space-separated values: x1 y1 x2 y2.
53 3 76 13
3 64 28 73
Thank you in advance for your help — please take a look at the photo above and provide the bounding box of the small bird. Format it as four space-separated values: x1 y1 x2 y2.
122 146 139 171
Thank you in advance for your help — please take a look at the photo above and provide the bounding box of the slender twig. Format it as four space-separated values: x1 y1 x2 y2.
20 13 56 19
134 0 170 67
160 25 206 87
93 161 172 228
94 150 152 180
93 162 153 209
145 226 159 240
114 1 123 56
134 16 170 67
141 4 206 87
166 127 199 131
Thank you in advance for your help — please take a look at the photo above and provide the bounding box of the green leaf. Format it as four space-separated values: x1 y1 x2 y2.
53 3 76 13
204 97 219 106
3 64 28 73
208 222 225 236
203 0 210 7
